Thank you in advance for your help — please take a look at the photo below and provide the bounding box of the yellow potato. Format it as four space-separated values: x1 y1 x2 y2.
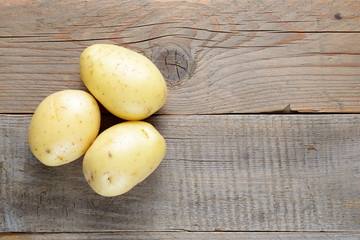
83 121 166 197
79 44 167 120
28 90 101 166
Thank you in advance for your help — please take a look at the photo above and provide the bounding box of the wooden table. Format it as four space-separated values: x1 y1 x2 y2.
1 0 359 239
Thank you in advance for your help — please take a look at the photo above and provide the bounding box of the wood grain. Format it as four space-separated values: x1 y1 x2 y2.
1 114 359 232
1 232 360 240
1 0 360 114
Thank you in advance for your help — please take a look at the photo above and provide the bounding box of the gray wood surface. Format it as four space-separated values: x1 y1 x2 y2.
1 114 359 232
1 232 360 240
1 0 360 237
1 0 360 114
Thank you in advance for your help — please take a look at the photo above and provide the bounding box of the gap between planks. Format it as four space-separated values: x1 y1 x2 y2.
1 231 360 240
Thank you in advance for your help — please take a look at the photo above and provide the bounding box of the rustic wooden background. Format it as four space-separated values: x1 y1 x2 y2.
1 0 359 239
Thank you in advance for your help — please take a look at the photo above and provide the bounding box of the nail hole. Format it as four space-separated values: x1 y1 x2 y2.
335 13 342 20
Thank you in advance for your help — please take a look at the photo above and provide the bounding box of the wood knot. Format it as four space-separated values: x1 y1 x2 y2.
153 44 193 89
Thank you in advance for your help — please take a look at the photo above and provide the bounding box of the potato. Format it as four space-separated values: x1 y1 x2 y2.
83 121 166 197
79 44 167 120
28 90 101 166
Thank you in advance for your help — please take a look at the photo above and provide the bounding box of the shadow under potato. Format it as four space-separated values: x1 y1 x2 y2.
17 127 166 231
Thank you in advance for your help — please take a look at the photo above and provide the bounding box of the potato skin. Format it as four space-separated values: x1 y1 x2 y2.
83 121 166 197
79 44 167 120
28 90 101 166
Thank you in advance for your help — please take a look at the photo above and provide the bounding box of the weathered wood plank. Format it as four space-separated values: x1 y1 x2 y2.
1 0 360 113
1 232 360 240
0 114 359 232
